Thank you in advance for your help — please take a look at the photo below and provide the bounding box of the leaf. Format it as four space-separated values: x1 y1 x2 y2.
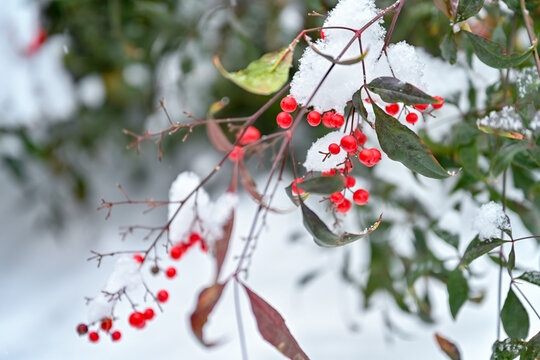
213 213 234 282
433 226 460 249
352 89 368 120
460 236 507 267
507 244 515 276
242 284 310 360
440 31 458 64
292 175 346 195
433 0 456 19
239 161 262 201
491 338 526 360
491 143 528 177
447 269 469 319
477 124 525 140
213 46 294 95
435 333 462 360
463 31 536 69
517 271 540 286
372 101 457 179
501 288 530 339
456 0 484 22
305 37 368 65
300 201 382 248
366 77 438 105
521 331 540 360
190 282 228 346
206 118 234 154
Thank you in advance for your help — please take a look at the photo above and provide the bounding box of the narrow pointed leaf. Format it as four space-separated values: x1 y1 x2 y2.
441 31 458 64
372 101 457 179
242 284 310 360
300 201 382 247
213 46 294 95
286 175 345 195
477 124 525 140
491 142 528 177
435 333 462 360
460 236 507 267
366 77 438 105
517 271 540 286
305 37 367 65
507 244 515 276
190 282 228 347
463 31 536 69
501 288 529 339
447 269 469 319
239 161 262 201
456 0 484 22
206 118 234 153
214 213 234 282
352 89 368 120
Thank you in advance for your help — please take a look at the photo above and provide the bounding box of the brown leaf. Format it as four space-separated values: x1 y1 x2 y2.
214 212 234 282
435 333 461 360
190 282 228 347
206 118 233 153
239 160 262 201
242 284 310 360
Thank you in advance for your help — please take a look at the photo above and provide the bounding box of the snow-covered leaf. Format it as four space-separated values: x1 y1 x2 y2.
213 46 294 95
366 77 437 105
517 271 540 287
456 0 484 22
490 338 526 360
460 236 507 267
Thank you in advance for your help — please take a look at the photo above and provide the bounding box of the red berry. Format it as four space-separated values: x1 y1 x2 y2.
291 178 305 195
88 331 99 343
101 317 113 332
133 254 144 263
364 98 371 103
322 111 335 128
143 308 155 320
307 110 321 126
165 266 177 279
321 30 326 39
406 113 418 124
432 96 444 109
354 129 367 146
157 290 169 303
189 233 201 245
129 312 145 327
322 169 337 176
353 189 369 205
111 331 122 342
170 246 183 260
414 104 429 111
330 192 345 204
228 146 244 162
331 113 345 128
340 135 358 153
345 176 356 188
76 323 88 336
336 199 352 213
276 112 293 128
328 143 341 155
359 148 381 167
385 103 400 116
26 28 47 56
237 126 260 145
200 240 209 253
280 96 297 112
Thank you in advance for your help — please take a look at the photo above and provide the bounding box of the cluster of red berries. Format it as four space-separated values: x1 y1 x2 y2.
380 96 444 125
170 232 208 261
128 306 158 330
229 125 262 162
77 318 122 343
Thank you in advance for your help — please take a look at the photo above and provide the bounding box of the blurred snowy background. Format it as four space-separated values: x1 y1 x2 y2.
1 0 539 359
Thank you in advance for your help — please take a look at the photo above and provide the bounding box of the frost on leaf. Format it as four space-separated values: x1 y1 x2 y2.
477 106 526 139
516 67 540 98
491 338 526 360
473 201 511 240
304 131 348 172
290 0 425 115
168 172 237 246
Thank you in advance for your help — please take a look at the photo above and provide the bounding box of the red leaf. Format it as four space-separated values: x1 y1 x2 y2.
190 282 227 347
242 284 310 360
206 118 233 153
214 212 234 282
239 160 262 201
435 333 461 360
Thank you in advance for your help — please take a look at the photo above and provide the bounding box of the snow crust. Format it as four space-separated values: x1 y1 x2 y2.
168 171 237 244
473 202 511 240
290 0 425 115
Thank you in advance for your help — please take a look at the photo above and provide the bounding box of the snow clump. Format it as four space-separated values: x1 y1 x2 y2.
473 201 511 240
304 131 348 172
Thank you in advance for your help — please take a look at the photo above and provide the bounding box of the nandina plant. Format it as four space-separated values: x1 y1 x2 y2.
77 0 540 358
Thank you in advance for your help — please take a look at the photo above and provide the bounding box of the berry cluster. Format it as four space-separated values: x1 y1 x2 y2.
381 95 444 125
170 232 208 260
229 126 261 162
76 318 122 343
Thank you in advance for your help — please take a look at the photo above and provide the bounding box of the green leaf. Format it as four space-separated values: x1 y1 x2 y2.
372 101 457 179
507 244 515 276
433 227 460 249
352 89 368 120
460 236 507 267
491 338 526 360
521 331 540 360
441 31 458 64
456 0 484 22
501 288 529 339
517 271 540 286
300 201 382 248
291 175 345 195
463 31 536 69
213 46 294 95
447 269 469 319
491 143 529 177
366 77 438 105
